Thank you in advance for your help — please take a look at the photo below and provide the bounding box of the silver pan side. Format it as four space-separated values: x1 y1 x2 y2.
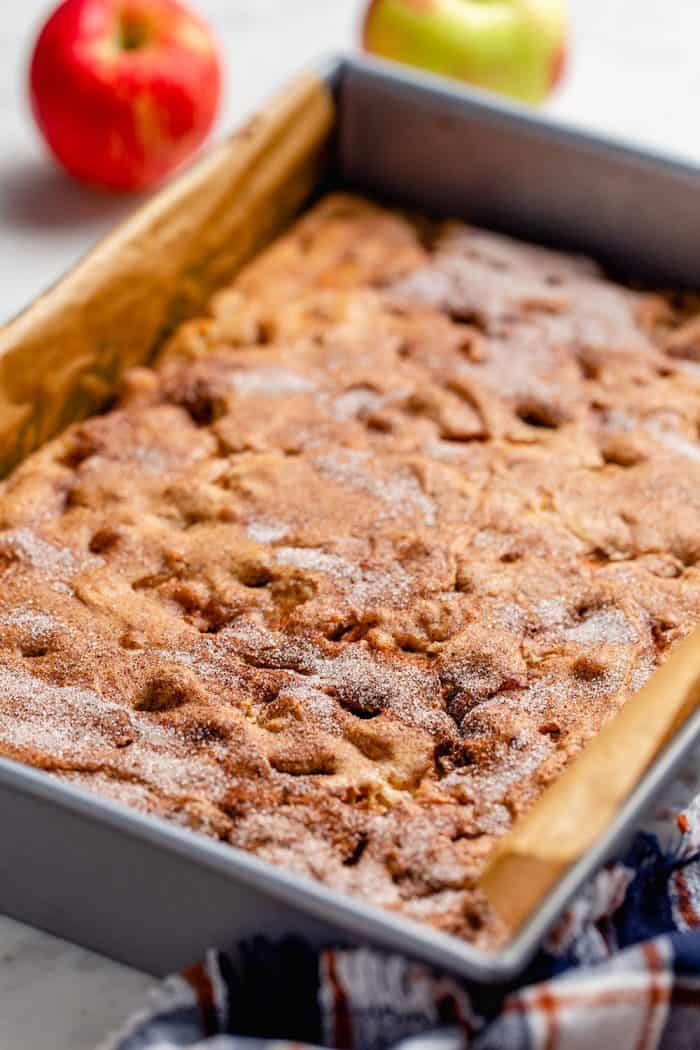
338 54 700 287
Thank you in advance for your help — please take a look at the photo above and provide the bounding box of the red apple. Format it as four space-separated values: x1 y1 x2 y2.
29 0 223 191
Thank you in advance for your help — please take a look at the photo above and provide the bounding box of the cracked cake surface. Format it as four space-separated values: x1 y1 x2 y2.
2 193 700 947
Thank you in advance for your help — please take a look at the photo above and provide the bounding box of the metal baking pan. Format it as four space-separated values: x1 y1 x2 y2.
3 53 700 984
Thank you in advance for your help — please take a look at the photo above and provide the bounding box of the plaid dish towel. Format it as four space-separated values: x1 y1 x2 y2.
99 796 700 1050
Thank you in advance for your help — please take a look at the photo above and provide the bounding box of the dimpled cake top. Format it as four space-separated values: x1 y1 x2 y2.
3 194 700 948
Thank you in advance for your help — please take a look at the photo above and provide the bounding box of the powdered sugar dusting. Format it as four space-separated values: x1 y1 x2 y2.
533 599 569 629
224 617 443 732
0 663 226 799
333 387 386 421
2 609 59 636
314 450 436 527
275 547 349 576
275 545 410 607
0 528 77 576
0 665 129 758
650 426 700 463
246 519 289 543
231 368 316 397
565 608 636 645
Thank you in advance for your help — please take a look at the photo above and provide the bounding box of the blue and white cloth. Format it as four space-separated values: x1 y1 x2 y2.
99 795 700 1050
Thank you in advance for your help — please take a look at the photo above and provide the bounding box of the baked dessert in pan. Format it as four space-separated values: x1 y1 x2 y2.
2 193 700 948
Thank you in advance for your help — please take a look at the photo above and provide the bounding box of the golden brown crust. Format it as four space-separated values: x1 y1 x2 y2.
2 193 700 947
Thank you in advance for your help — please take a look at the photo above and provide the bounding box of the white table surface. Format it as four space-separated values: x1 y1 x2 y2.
1 1 700 1046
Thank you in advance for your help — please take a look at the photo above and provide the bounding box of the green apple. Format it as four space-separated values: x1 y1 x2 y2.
362 0 567 104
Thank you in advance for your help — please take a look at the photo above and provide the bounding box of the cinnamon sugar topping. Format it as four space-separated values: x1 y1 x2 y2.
2 194 700 947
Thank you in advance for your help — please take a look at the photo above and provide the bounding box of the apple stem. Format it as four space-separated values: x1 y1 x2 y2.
118 13 150 51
